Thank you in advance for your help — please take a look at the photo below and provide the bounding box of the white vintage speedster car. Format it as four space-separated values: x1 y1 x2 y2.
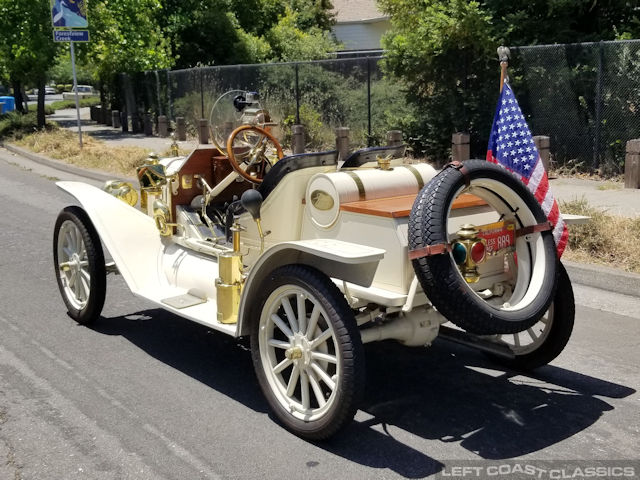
53 126 575 439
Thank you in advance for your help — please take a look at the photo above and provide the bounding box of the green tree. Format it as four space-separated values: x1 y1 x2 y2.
482 0 640 45
160 0 337 68
379 0 497 161
86 0 173 100
379 0 640 160
49 53 96 85
0 0 59 127
265 6 338 62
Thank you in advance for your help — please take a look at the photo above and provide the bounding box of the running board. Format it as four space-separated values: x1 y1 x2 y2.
438 325 516 359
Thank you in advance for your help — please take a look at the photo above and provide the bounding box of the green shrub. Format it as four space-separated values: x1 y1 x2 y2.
48 97 101 112
0 112 58 139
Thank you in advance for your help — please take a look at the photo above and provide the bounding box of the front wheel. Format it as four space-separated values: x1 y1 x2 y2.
250 265 364 440
53 206 106 324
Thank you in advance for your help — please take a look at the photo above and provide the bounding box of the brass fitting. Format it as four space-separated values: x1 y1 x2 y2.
376 154 393 170
170 134 179 157
216 219 245 324
216 253 243 324
452 224 486 284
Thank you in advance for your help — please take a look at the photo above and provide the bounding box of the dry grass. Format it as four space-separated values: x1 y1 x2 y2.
15 130 151 177
561 197 640 273
596 181 623 191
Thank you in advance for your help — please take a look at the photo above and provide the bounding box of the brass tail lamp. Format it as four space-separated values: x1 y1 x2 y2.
216 189 267 324
452 224 487 284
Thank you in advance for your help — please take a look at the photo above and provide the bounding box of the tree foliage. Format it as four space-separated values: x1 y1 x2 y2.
87 0 173 80
379 0 640 160
379 0 497 161
0 0 59 125
159 0 337 68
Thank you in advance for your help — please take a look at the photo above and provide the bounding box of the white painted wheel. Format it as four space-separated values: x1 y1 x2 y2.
251 265 364 440
486 262 575 369
53 207 106 324
57 219 91 310
409 160 558 335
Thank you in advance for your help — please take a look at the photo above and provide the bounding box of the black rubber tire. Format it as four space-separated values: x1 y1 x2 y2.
53 206 106 324
409 160 558 335
485 262 575 370
250 264 364 440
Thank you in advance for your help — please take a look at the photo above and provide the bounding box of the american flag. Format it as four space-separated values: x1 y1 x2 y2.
486 81 568 257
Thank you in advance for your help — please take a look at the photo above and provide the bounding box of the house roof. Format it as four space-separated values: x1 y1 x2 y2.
332 0 388 23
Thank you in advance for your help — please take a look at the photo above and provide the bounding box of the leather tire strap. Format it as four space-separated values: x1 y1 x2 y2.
408 243 452 260
516 221 553 237
446 161 470 187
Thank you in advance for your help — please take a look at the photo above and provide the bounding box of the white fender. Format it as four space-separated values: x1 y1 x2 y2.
236 239 385 336
56 181 166 298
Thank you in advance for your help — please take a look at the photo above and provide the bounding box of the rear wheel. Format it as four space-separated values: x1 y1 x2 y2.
484 262 574 370
250 265 364 440
53 206 106 324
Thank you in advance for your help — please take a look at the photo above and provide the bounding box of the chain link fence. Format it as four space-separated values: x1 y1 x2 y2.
117 55 407 152
117 40 640 173
509 39 640 175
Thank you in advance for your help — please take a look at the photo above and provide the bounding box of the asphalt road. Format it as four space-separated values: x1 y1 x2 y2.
26 93 64 106
1 147 639 479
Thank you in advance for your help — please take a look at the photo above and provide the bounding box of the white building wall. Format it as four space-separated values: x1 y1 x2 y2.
333 20 390 51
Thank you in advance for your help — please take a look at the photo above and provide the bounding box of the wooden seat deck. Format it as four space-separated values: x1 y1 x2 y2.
340 194 488 218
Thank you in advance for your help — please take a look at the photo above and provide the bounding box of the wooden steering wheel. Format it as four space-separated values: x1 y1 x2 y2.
226 125 284 184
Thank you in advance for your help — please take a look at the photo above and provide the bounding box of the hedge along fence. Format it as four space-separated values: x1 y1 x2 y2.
116 40 640 173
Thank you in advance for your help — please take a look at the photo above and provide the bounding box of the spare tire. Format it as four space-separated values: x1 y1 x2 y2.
409 160 558 335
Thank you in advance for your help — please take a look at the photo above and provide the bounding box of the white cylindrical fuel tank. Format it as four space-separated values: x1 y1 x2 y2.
161 244 220 298
306 163 438 228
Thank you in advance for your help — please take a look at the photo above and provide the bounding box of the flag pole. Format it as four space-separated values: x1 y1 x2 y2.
497 46 510 93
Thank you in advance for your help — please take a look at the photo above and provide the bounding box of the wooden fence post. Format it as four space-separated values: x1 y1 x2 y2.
386 130 403 146
143 113 153 136
111 110 121 129
451 132 470 162
336 127 350 163
292 125 305 154
625 139 640 189
198 119 209 144
176 117 186 141
533 135 551 171
157 115 168 137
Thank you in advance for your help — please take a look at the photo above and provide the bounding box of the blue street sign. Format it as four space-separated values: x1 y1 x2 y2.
51 0 88 28
54 30 89 42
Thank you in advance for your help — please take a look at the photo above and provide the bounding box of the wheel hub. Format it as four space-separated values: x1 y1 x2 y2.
286 333 312 367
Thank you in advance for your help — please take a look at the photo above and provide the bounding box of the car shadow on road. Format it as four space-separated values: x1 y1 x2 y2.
92 309 635 479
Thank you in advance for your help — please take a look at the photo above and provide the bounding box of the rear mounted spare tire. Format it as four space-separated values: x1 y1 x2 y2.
409 160 558 335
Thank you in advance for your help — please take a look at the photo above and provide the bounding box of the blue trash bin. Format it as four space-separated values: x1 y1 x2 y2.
0 96 16 114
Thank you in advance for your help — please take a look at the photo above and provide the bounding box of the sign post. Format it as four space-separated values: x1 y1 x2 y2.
51 0 90 149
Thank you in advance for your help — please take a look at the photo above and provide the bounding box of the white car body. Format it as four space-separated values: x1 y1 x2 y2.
54 140 583 438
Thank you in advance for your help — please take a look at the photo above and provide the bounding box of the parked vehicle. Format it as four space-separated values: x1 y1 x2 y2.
53 98 579 440
62 85 97 100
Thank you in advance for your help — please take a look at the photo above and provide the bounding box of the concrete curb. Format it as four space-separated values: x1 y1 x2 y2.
1 142 134 183
563 260 640 298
